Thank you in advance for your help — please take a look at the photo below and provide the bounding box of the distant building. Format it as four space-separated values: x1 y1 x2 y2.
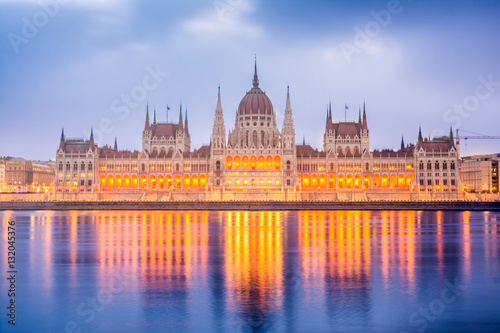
55 61 460 197
0 158 7 191
460 154 500 193
1 157 54 192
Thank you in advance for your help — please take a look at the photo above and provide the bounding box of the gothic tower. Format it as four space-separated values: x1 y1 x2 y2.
210 86 226 187
281 86 297 187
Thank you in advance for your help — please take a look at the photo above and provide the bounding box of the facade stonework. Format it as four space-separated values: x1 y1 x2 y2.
55 63 461 198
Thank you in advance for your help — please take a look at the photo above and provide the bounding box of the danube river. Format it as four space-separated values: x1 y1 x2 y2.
1 210 499 332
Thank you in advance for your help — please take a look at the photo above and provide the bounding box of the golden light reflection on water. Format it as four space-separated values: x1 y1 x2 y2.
224 211 283 319
11 209 498 330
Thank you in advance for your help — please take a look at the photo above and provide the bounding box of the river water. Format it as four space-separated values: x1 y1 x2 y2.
1 210 499 333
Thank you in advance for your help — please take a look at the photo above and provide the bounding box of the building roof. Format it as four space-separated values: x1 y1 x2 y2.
296 144 325 158
150 123 179 138
237 61 273 116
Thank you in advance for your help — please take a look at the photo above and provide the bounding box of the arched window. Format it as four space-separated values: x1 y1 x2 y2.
427 161 432 170
66 163 70 171
451 161 455 170
443 161 447 170
176 163 180 172
419 162 424 170
88 163 92 171
81 162 85 170
286 160 291 171
59 163 63 171
253 131 258 147
365 162 370 172
73 163 78 171
435 161 440 170
261 131 265 147
216 160 221 171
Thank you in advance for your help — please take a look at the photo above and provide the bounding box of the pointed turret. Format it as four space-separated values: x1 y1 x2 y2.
401 135 405 150
449 126 454 140
184 109 189 136
217 85 222 110
178 104 184 132
362 101 368 130
329 100 332 120
114 137 118 151
358 106 361 123
89 127 94 143
252 55 259 88
286 86 291 110
59 127 65 150
303 136 305 145
282 86 296 150
418 125 423 142
153 107 157 125
144 104 150 131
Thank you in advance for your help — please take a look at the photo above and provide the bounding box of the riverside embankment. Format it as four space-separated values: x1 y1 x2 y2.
1 200 499 211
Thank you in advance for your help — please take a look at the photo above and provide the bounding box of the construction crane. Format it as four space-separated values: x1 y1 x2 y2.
455 129 500 158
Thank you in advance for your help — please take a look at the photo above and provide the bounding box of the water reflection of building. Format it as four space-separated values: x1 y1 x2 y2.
93 211 210 329
224 211 283 330
298 211 372 326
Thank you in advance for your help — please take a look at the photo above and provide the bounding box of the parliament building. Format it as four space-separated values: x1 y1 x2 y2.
55 62 460 200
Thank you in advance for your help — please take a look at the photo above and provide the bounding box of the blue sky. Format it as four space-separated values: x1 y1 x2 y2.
1 0 499 160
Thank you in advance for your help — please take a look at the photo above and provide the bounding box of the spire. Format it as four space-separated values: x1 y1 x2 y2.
362 101 368 130
252 55 259 88
90 127 94 143
59 127 65 149
401 135 405 149
358 106 361 123
153 107 157 125
184 108 189 136
144 104 150 131
303 135 305 145
449 125 454 140
418 125 423 142
114 137 118 151
285 86 291 110
328 100 332 120
217 85 222 110
178 103 184 132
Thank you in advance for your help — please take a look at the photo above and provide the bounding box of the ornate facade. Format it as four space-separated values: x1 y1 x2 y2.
55 62 460 198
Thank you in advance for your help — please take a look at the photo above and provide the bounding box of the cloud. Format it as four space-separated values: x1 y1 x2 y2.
182 0 263 39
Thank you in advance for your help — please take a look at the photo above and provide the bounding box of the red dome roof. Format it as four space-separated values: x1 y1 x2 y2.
237 60 274 116
238 87 273 116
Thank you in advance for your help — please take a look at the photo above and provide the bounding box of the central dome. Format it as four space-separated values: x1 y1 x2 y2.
237 61 273 116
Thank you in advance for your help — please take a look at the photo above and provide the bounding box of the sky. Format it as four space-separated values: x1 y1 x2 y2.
0 0 499 160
